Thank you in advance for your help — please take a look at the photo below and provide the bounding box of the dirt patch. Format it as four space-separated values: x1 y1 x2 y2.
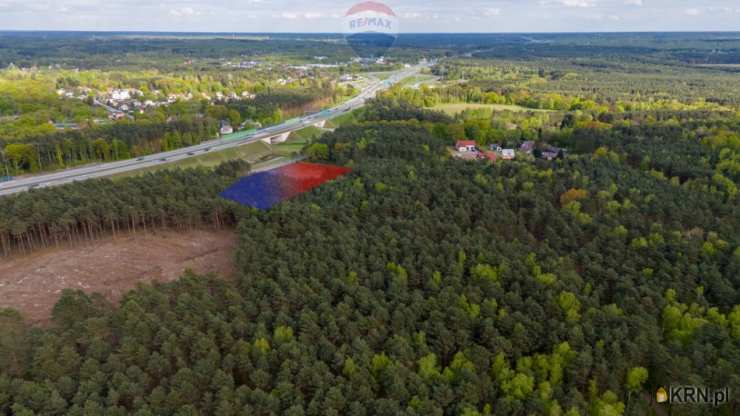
0 229 237 325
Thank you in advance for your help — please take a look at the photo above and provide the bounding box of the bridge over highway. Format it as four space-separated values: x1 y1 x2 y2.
0 65 423 197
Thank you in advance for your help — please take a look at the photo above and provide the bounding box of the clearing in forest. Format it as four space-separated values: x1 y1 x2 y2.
0 229 236 325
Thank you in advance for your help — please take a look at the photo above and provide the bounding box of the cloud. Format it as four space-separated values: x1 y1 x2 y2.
169 7 200 17
402 12 422 19
273 11 326 20
0 0 735 32
537 0 595 8
559 0 595 8
278 12 299 19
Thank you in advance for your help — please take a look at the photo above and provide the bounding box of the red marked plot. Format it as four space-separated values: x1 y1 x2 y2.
221 162 353 209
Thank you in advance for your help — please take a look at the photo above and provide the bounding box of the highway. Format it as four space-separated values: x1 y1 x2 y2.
0 65 422 197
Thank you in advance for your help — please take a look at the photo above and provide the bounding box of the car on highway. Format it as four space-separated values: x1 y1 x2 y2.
187 152 195 156
137 157 146 161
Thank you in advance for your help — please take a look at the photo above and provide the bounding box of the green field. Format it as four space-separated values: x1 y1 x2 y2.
430 103 555 115
400 74 441 88
325 109 362 128
273 126 323 156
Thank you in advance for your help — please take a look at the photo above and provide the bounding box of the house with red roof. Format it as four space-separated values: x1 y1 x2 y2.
455 140 477 152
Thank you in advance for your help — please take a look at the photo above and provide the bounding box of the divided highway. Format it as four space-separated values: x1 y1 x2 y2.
0 65 422 197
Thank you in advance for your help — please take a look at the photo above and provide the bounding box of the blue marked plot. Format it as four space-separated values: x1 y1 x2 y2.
220 171 285 210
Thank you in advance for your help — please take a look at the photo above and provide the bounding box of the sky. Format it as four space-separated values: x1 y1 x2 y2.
0 0 738 32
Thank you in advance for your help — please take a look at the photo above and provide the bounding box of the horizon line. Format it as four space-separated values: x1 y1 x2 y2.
1 30 739 35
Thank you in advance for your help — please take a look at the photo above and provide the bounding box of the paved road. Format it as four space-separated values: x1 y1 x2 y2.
0 65 422 197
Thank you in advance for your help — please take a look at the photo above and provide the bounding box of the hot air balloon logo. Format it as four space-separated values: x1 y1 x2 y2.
343 1 399 58
656 387 668 403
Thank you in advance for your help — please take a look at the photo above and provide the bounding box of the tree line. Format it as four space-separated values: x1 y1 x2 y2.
0 119 218 174
0 160 250 257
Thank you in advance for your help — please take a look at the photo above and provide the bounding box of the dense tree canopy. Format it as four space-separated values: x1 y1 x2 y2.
1 101 737 414
0 31 739 415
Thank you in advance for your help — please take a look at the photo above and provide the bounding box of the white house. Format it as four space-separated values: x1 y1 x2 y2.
111 89 131 101
220 121 234 135
455 140 477 152
501 149 516 160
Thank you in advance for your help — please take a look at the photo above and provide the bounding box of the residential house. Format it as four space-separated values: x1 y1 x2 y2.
51 121 80 130
111 89 131 101
455 140 477 153
501 149 516 160
520 141 536 154
489 144 503 152
220 121 234 135
483 151 498 163
240 119 262 129
545 145 565 155
56 88 74 98
542 151 559 161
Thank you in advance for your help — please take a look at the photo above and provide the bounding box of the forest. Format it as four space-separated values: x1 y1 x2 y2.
0 32 738 415
1 93 738 415
2 32 738 69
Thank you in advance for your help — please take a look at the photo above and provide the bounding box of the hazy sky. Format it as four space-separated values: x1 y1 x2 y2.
0 0 738 32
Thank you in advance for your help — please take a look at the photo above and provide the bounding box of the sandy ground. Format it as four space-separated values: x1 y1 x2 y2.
0 229 237 325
